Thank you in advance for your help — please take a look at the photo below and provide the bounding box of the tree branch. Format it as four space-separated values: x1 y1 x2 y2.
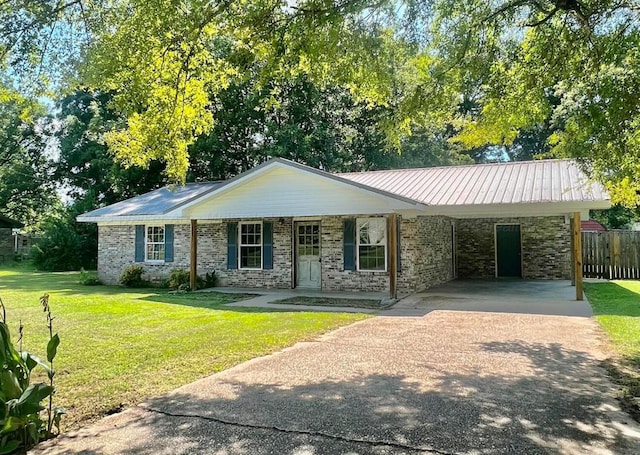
526 6 559 26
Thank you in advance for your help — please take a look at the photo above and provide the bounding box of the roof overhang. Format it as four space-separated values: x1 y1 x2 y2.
422 200 611 219
77 158 611 224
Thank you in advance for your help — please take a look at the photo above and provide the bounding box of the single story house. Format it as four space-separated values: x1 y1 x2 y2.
78 158 610 296
0 215 23 263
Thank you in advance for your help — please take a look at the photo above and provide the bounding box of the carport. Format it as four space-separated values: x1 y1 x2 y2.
388 279 593 317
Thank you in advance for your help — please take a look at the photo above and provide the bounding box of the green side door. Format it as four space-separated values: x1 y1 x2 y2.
496 224 522 277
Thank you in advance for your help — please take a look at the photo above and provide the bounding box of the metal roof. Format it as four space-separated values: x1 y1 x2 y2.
78 158 609 221
337 159 609 206
79 182 223 218
581 220 607 232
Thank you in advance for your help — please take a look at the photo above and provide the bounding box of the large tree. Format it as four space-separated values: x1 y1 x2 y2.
0 87 56 224
3 1 640 204
54 89 167 207
428 0 640 204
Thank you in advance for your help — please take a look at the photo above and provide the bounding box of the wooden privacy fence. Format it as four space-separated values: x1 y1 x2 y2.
582 231 640 279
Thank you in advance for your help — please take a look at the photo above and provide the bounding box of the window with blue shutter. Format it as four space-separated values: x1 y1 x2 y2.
263 221 273 269
135 225 145 262
165 224 174 262
227 222 238 269
343 219 356 271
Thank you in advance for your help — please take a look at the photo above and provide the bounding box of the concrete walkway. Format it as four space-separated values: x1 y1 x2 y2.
32 282 640 454
206 287 394 313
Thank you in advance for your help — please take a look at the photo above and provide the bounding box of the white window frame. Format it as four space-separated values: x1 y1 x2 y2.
356 217 387 272
145 224 166 263
239 221 263 270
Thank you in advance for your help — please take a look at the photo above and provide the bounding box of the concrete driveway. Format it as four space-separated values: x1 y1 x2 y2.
33 281 640 454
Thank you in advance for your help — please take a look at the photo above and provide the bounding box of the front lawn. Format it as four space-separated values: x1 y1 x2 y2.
585 281 640 360
585 280 640 420
0 266 369 429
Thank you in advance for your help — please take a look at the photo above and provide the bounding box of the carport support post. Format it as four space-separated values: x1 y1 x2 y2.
572 212 583 301
190 219 198 291
388 213 398 300
570 217 576 286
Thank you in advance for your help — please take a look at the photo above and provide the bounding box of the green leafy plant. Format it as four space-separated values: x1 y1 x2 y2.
78 268 101 286
168 269 218 291
167 269 190 290
0 295 64 454
200 271 218 289
119 265 148 287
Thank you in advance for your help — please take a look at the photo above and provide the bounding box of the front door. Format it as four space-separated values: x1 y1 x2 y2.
295 222 321 289
496 224 522 277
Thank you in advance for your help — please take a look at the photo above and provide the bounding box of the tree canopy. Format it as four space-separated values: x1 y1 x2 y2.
2 0 640 205
0 86 56 224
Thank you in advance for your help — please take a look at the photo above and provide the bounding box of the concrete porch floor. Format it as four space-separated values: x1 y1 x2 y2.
199 287 398 313
385 279 593 317
199 280 589 315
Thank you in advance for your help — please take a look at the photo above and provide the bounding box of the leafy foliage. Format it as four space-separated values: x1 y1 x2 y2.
2 0 640 205
31 210 96 272
167 269 191 291
78 269 101 286
119 265 147 288
53 90 168 206
428 0 640 203
0 296 63 453
167 269 219 290
591 205 640 230
0 87 56 225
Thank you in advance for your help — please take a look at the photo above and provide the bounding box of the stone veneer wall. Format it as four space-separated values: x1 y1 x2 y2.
98 220 292 287
205 219 293 288
98 214 459 291
456 216 571 279
320 216 389 292
98 224 190 284
397 216 455 293
0 228 14 263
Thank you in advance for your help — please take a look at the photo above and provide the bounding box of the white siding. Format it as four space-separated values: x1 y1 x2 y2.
183 167 412 219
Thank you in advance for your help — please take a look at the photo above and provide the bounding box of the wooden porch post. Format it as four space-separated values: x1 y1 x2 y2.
388 213 398 300
570 216 576 286
190 219 198 291
572 212 583 300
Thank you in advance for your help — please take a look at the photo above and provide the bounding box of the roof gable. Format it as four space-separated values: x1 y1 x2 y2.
175 159 421 219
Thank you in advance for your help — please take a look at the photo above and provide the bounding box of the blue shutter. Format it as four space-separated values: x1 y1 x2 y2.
135 225 145 262
343 219 356 271
397 217 402 273
227 222 238 269
263 221 273 269
165 224 174 262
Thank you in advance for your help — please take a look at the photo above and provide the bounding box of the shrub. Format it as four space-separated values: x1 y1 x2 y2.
168 269 219 290
200 271 218 289
79 268 101 286
168 269 190 290
0 295 64 454
30 215 97 272
119 265 147 287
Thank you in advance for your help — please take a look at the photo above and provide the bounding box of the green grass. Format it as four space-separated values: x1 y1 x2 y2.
0 265 369 430
585 280 640 421
585 281 640 359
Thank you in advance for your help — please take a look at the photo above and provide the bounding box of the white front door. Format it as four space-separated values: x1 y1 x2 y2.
296 222 321 289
